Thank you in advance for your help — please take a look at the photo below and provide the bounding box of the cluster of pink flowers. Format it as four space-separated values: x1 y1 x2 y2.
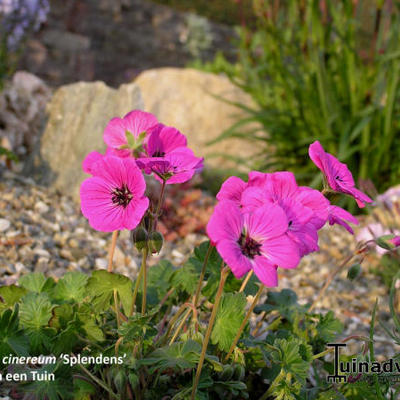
80 110 203 232
207 141 372 287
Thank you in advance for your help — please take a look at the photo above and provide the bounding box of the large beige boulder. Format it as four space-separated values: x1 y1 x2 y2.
134 68 259 170
25 81 143 201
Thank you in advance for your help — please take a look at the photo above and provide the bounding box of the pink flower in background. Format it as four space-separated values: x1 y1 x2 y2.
309 141 372 208
80 156 149 232
137 147 204 184
207 201 299 286
103 110 158 155
390 236 400 248
328 205 359 234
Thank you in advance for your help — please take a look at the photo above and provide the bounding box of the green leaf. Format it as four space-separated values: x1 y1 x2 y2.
255 289 308 322
19 273 55 294
0 305 29 358
271 338 311 382
19 292 53 330
73 379 96 400
139 260 175 306
52 272 89 303
171 260 199 294
316 311 343 342
211 292 247 352
87 270 133 315
0 285 27 310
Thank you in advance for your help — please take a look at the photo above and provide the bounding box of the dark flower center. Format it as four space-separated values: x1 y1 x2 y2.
335 175 343 182
111 184 133 208
238 232 262 259
152 150 165 157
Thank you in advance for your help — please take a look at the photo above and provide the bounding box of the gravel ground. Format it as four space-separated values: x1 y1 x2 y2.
0 168 398 360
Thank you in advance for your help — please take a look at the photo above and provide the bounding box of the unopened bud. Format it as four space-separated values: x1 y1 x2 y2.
131 226 148 251
347 263 361 281
376 234 396 251
149 231 163 254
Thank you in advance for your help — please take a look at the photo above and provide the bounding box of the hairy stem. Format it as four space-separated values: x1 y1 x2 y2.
225 284 264 361
107 231 119 272
169 308 192 345
113 289 120 329
191 266 229 400
239 270 253 293
141 246 149 314
152 179 166 232
193 242 213 308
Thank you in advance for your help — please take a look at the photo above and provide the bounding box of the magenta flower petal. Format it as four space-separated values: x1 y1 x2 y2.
390 236 400 247
252 257 278 287
216 239 252 279
296 187 329 229
328 205 359 234
80 155 149 232
145 124 187 156
241 186 266 212
268 171 298 200
309 141 372 208
245 203 288 240
207 201 243 244
82 151 104 175
261 235 300 269
216 176 247 203
103 110 158 149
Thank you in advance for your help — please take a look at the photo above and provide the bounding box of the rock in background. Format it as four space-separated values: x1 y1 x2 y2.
135 67 260 170
18 0 236 88
0 72 51 161
24 81 143 201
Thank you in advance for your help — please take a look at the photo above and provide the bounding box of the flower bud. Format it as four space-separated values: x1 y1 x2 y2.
376 234 396 251
149 231 164 254
131 226 148 251
347 263 361 281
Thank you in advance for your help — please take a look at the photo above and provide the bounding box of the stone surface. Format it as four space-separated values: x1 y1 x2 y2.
0 71 51 159
24 81 143 201
18 0 236 87
135 68 260 170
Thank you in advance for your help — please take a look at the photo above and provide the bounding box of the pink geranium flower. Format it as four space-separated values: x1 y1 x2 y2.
217 171 329 256
309 141 372 208
143 123 187 157
390 236 400 248
328 205 359 234
137 147 203 185
103 110 158 156
80 156 149 232
207 201 299 286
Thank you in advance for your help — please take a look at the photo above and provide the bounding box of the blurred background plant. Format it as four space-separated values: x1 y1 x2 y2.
356 184 400 287
0 0 49 90
180 14 214 60
198 0 400 197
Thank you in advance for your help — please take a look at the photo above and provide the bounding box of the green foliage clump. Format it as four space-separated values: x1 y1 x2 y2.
201 0 400 194
0 242 352 399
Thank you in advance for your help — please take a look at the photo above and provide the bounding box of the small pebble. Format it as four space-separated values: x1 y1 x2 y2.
0 218 11 232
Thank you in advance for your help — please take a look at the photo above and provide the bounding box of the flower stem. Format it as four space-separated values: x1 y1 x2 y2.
191 265 229 400
239 270 253 293
152 179 166 232
225 284 264 361
141 246 149 314
193 241 213 308
113 289 120 329
130 246 148 316
107 230 119 272
169 308 192 345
